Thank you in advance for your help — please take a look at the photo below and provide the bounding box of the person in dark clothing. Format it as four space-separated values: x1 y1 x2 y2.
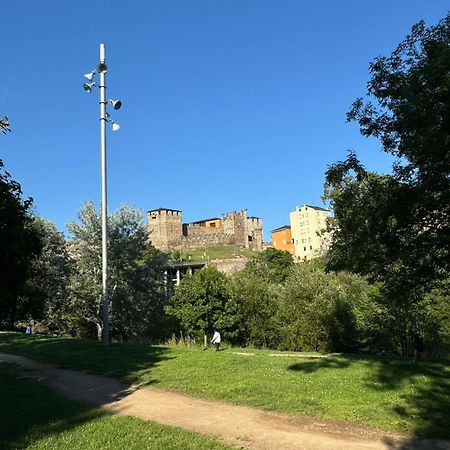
413 330 424 361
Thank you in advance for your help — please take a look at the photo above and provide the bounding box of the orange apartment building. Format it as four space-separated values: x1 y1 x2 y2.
271 225 295 255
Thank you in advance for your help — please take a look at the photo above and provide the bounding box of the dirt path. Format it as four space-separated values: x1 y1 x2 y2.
1 352 448 450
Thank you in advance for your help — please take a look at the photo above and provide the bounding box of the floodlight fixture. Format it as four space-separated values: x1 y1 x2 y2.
109 99 122 110
83 82 96 92
111 122 120 132
84 70 96 81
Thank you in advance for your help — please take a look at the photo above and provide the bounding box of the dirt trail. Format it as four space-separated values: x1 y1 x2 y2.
1 352 448 450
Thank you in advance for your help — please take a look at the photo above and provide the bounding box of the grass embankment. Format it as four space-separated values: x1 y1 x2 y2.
1 332 449 439
0 362 232 450
176 246 257 262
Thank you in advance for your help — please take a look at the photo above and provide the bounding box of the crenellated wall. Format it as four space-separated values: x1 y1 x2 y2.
147 207 263 252
147 208 183 250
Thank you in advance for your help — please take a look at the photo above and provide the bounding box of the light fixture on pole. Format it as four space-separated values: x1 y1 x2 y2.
106 113 121 131
82 43 122 346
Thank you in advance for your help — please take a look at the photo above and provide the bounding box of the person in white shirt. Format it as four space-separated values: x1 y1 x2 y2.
211 330 221 351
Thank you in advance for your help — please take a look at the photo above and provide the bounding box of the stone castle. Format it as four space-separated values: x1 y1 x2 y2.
147 208 263 252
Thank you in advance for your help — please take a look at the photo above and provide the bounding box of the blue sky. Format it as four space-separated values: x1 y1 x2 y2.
2 1 448 241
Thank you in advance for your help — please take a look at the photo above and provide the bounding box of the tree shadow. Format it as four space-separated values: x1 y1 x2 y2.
382 436 450 450
364 358 450 441
0 362 111 449
287 357 351 373
0 332 172 385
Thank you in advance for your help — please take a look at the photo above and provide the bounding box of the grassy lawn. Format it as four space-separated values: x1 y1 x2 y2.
0 362 232 450
1 332 449 439
174 246 257 262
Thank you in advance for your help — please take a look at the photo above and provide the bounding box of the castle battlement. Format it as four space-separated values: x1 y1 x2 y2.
147 208 263 252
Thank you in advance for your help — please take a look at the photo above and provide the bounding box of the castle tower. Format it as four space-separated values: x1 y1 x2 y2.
246 216 263 251
147 208 183 251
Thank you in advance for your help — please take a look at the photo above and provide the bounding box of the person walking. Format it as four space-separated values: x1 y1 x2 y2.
211 330 221 351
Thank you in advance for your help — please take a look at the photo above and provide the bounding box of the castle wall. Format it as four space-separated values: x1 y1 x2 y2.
147 208 264 252
211 258 248 275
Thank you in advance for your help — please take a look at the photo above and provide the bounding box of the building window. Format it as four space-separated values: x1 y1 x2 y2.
310 245 313 250
248 235 253 242
304 247 307 251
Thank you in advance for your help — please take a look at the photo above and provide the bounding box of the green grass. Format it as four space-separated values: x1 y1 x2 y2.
0 362 232 450
175 246 257 262
1 332 449 439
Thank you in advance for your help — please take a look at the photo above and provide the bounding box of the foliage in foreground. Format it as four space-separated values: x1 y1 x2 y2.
0 362 231 450
324 14 450 355
0 159 42 329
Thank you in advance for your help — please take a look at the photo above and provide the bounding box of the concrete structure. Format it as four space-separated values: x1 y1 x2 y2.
147 208 263 252
165 260 206 288
289 205 331 261
271 225 295 256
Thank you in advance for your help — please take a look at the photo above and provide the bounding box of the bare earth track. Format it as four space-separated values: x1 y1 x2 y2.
1 352 449 450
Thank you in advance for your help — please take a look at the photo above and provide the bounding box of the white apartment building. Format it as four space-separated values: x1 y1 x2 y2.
290 205 330 261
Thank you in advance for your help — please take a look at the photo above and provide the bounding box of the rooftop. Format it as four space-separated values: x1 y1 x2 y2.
271 225 291 233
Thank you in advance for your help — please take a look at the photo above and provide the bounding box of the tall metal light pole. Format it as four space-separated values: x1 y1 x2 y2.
83 43 122 346
99 43 109 346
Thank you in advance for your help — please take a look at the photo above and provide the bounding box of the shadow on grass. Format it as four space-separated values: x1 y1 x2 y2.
288 353 450 442
382 436 450 450
287 357 351 373
0 362 108 449
0 332 172 384
365 358 450 442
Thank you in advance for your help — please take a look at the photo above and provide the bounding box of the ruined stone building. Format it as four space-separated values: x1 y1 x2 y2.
147 208 263 252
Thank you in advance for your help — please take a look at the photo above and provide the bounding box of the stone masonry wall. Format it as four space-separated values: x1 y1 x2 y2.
147 208 263 252
246 217 264 251
147 209 183 251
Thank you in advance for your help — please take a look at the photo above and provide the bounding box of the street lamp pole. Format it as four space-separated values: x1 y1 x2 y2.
83 43 121 345
99 43 109 345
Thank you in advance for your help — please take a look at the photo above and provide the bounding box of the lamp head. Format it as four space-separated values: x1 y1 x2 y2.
84 70 96 82
111 122 120 132
109 99 122 110
83 82 96 92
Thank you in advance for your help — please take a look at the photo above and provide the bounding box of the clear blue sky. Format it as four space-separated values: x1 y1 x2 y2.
2 1 448 241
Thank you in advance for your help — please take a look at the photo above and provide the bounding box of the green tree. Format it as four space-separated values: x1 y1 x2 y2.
166 266 239 341
421 278 450 357
67 202 168 340
230 271 280 348
0 160 42 329
244 247 294 284
20 218 73 332
278 263 373 353
0 116 11 135
324 15 450 354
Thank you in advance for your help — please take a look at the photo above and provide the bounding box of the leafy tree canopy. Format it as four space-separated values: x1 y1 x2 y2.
166 266 239 339
67 202 168 340
0 158 42 328
244 247 294 283
325 15 450 289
